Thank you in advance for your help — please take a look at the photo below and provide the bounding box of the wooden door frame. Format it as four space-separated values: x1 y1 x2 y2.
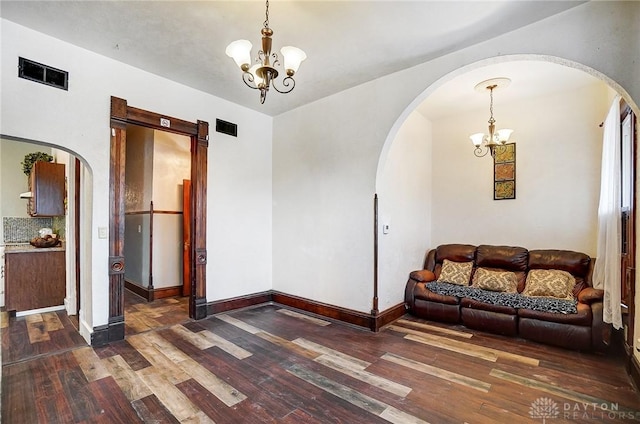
104 96 208 344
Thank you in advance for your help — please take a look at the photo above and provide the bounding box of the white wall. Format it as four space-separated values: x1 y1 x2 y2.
273 1 639 316
377 112 432 311
1 19 273 342
430 83 609 256
151 130 190 289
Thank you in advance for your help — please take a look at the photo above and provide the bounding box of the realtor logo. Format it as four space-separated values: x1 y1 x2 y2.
530 397 559 422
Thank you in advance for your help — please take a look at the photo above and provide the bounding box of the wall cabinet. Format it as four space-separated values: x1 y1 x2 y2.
5 249 66 312
29 161 65 216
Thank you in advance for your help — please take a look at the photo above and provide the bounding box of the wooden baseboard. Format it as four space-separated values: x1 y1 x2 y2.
125 280 182 302
373 303 407 331
206 291 273 315
206 290 405 331
271 291 374 329
91 324 110 347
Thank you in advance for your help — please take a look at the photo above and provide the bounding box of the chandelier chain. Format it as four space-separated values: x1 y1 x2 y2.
488 86 495 125
264 0 270 29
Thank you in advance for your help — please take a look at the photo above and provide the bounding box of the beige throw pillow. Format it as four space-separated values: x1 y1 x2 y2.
437 259 473 286
523 269 575 300
471 268 518 293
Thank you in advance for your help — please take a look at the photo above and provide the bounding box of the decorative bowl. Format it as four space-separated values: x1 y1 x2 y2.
30 236 61 248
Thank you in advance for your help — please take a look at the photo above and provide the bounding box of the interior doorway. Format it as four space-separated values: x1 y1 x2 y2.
122 125 191 303
106 96 209 344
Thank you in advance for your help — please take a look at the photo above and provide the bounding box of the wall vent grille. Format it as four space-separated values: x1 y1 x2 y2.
18 57 69 91
215 119 238 137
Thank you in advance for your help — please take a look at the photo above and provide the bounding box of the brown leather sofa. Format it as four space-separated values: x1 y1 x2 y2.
404 244 608 351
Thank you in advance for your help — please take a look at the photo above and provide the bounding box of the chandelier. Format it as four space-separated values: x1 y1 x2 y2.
225 0 307 104
470 78 514 157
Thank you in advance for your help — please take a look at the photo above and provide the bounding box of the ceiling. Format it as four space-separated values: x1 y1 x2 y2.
1 1 590 117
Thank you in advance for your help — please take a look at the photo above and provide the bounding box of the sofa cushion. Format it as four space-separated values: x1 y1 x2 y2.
523 269 575 300
471 268 518 293
476 245 528 272
528 249 591 277
518 302 592 326
436 259 473 286
461 297 517 315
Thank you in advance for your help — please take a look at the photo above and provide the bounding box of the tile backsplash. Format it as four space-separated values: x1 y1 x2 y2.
3 217 54 243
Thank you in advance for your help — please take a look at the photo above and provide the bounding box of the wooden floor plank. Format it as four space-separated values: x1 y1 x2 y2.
277 308 332 326
286 363 429 424
403 332 498 362
136 367 202 422
142 331 247 406
293 337 371 369
102 354 153 401
73 346 111 382
127 333 191 385
56 355 104 422
381 351 491 393
395 318 473 339
42 312 65 331
132 394 181 424
86 376 144 423
169 324 215 350
26 316 51 344
315 353 412 397
2 361 38 424
197 329 253 359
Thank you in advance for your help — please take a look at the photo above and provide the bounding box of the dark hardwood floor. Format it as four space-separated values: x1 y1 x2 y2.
2 301 640 423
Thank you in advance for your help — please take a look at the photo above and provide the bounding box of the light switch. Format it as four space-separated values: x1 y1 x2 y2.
138 225 142 233
98 227 108 239
382 224 390 234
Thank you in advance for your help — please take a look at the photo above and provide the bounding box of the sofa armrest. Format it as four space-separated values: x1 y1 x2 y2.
409 269 436 283
577 287 604 304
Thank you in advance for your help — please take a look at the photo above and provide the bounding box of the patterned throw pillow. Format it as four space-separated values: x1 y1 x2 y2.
471 268 518 293
523 269 575 300
436 259 473 286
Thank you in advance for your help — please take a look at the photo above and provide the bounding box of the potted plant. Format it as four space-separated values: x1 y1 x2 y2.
21 152 53 176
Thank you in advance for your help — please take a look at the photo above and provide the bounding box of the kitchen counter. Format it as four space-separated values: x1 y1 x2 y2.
4 242 65 253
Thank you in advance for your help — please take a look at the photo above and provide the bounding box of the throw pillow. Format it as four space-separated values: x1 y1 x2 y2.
436 259 473 286
523 269 575 300
471 268 518 293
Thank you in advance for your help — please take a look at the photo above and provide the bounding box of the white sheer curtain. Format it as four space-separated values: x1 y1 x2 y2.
593 95 622 329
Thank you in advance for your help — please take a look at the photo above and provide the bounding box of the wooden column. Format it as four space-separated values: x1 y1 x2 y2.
191 121 209 320
106 96 127 344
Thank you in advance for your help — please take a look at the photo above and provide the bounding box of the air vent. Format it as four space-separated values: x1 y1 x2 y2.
18 57 69 91
216 119 238 137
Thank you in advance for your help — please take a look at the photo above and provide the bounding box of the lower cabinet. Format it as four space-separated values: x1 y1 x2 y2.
5 250 66 312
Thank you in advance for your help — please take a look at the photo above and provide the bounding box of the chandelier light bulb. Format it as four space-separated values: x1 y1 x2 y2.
225 40 253 71
281 46 307 75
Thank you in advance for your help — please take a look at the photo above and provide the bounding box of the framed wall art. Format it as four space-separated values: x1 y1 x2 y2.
493 143 515 200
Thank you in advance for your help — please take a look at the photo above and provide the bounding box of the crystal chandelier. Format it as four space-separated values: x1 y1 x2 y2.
225 0 307 104
470 78 514 157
